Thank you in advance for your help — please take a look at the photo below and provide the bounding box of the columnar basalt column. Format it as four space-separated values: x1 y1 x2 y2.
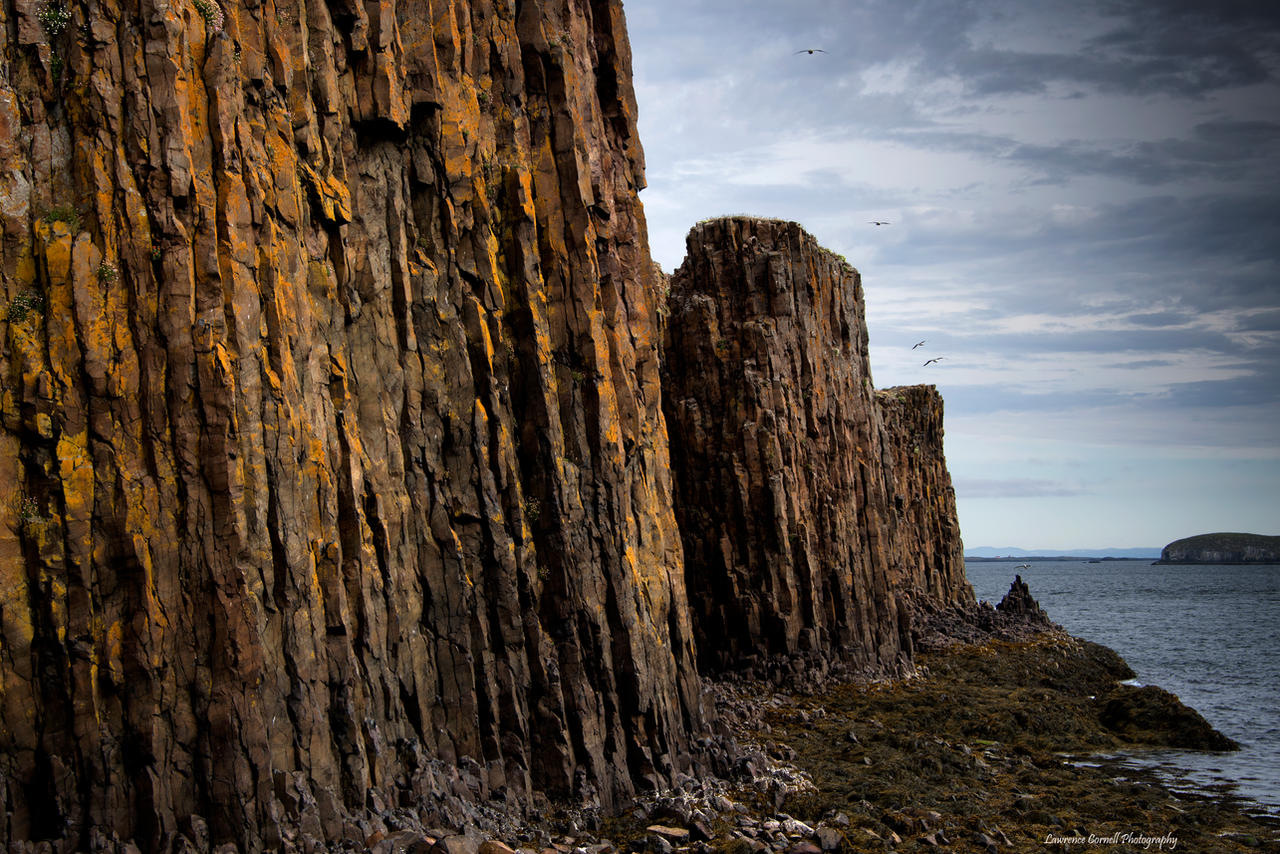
0 0 702 848
662 217 911 674
876 385 971 603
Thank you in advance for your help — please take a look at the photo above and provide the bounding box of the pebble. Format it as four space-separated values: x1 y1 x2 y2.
647 836 672 854
814 827 843 851
780 819 813 836
645 826 690 843
786 842 821 854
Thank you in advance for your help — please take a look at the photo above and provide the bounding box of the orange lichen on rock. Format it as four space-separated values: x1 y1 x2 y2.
0 0 977 849
1 0 700 849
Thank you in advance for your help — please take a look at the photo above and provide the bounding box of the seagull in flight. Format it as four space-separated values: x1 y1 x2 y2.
923 357 944 366
912 340 926 350
868 220 891 226
794 48 826 55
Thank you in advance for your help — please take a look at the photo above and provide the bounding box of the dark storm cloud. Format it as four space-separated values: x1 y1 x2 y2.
1138 193 1280 268
921 0 1280 98
1237 309 1280 332
865 190 1280 317
635 0 1280 165
953 34 1271 100
1086 0 1280 91
1069 195 1280 309
955 327 1243 357
636 0 1280 101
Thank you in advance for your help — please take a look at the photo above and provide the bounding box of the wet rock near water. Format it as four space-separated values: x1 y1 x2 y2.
907 576 1058 652
754 634 1277 853
996 574 1048 618
1098 685 1241 751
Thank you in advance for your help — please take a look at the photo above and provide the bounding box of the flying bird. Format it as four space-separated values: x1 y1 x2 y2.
794 49 826 55
911 340 926 349
868 220 891 226
923 357 944 366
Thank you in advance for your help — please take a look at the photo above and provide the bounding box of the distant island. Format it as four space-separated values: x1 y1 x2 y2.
1154 532 1280 565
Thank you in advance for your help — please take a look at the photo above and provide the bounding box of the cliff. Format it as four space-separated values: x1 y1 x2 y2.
1156 533 1280 564
875 385 970 603
0 2 973 851
1 0 701 849
661 218 969 675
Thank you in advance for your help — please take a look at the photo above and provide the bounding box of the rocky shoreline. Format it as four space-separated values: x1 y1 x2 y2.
337 584 1279 854
347 635 1277 854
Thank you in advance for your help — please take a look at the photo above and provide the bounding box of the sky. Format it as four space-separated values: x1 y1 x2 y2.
625 0 1280 552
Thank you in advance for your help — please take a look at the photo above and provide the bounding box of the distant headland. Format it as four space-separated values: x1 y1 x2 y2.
1154 532 1280 565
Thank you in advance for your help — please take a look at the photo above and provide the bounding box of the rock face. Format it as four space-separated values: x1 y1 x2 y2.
876 385 970 604
0 3 976 850
0 0 701 849
663 217 969 675
1155 533 1280 564
1098 685 1240 751
995 575 1046 619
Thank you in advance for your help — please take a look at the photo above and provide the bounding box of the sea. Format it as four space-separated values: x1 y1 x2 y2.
965 559 1280 818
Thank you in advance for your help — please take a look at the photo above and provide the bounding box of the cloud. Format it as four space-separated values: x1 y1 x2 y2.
905 0 1280 99
630 0 1280 547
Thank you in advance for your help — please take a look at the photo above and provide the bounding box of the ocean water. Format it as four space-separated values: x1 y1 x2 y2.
965 559 1280 817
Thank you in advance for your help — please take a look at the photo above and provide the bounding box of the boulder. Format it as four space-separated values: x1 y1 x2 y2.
1098 685 1240 750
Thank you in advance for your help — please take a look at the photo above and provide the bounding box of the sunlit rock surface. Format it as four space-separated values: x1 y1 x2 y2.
0 0 701 847
0 3 975 851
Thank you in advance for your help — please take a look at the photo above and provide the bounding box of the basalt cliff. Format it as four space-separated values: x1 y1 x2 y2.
0 1 967 851
662 219 969 676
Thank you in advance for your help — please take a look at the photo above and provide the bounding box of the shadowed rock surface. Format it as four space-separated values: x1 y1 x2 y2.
1098 685 1241 751
876 385 970 604
662 218 970 677
996 574 1045 619
1 1 702 848
909 577 1057 652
